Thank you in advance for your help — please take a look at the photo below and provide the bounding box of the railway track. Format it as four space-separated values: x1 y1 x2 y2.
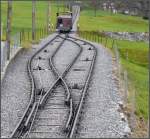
10 34 97 138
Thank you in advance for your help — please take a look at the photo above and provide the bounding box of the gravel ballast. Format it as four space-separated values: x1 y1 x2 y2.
69 35 130 138
1 30 130 138
1 33 59 138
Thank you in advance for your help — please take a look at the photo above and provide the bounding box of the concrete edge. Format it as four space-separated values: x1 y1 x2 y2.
1 47 23 82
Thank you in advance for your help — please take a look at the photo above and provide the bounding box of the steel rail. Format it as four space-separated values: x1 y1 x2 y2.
13 34 82 138
39 35 82 106
39 35 82 132
26 35 82 137
67 36 97 138
22 35 67 137
11 8 82 139
10 34 61 138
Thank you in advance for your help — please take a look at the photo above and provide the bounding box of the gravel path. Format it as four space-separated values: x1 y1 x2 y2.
27 86 69 138
1 49 35 138
69 35 130 138
1 33 58 138
31 37 64 92
65 38 94 106
53 40 80 75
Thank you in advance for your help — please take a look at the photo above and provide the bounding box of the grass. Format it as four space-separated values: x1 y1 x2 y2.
1 1 66 38
79 32 149 120
78 7 149 121
79 9 149 32
116 40 149 120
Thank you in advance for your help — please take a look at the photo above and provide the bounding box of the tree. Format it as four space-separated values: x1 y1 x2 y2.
6 0 12 60
32 0 36 40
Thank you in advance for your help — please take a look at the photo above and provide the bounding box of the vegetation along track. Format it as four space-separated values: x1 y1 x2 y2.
10 34 97 138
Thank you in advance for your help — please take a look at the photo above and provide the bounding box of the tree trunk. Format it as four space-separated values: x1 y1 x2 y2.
6 0 12 60
32 0 36 40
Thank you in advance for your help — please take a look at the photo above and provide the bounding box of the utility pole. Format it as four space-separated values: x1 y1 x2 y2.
92 0 97 17
32 0 36 40
47 1 50 33
63 0 65 12
57 0 59 13
6 0 12 60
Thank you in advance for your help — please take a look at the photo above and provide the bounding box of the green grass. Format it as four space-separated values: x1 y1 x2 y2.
79 9 149 32
79 32 149 120
116 40 149 119
78 7 149 119
1 1 66 37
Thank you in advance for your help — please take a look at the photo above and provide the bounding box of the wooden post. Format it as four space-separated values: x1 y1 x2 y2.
130 89 136 130
32 0 36 40
98 34 100 43
1 22 3 40
57 0 59 13
27 31 29 40
20 31 22 45
63 0 65 12
126 51 128 60
22 29 24 41
124 70 128 105
112 39 115 48
6 0 12 60
47 1 50 33
105 37 108 47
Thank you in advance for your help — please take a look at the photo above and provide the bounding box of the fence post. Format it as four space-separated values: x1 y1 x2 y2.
105 37 108 47
123 70 128 105
28 31 29 40
93 31 94 41
22 29 24 41
130 88 136 131
77 24 79 34
126 51 128 60
114 46 121 89
20 31 22 45
1 42 4 72
112 39 115 49
1 22 3 40
86 31 88 40
98 34 100 43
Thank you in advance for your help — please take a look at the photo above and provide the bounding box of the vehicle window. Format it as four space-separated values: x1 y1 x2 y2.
58 18 62 24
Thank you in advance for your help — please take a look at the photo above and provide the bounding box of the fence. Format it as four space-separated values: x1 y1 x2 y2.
78 30 137 131
19 27 52 43
1 26 52 80
1 32 21 73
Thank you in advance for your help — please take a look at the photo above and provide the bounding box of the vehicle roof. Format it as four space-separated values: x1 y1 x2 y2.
58 15 72 18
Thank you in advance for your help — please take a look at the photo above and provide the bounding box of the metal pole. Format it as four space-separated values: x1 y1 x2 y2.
6 0 12 60
32 0 36 40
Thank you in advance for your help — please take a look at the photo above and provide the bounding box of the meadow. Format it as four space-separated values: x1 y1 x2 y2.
79 9 149 32
78 32 149 121
77 7 149 122
1 1 67 37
